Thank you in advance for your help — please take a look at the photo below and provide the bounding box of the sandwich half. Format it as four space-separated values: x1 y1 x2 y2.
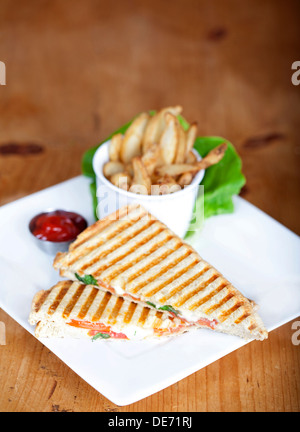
54 204 268 341
29 280 191 340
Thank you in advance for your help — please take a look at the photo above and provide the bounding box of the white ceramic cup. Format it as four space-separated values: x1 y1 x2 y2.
92 140 205 238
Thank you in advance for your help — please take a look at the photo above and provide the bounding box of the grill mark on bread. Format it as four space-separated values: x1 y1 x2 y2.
129 247 192 294
138 307 150 325
188 281 227 311
204 292 234 314
48 286 69 315
77 287 99 319
174 274 219 307
63 285 86 318
70 205 145 250
87 226 167 277
34 290 51 313
234 312 250 324
153 310 165 328
97 231 173 280
124 302 138 324
158 263 208 304
155 311 164 327
108 297 124 325
142 261 205 299
218 301 243 322
91 291 112 322
77 219 155 271
126 244 185 285
67 219 140 266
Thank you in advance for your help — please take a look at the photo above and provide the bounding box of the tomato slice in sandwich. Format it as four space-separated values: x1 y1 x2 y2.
67 319 128 339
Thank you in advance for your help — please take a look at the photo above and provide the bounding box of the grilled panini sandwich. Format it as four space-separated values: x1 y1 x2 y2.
29 280 191 339
54 204 268 341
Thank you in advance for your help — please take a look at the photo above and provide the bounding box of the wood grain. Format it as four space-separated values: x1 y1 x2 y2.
0 0 299 412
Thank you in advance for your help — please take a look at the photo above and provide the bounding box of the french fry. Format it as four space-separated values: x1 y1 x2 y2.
155 143 227 177
149 172 160 186
186 150 197 164
141 142 162 175
151 175 181 195
155 163 195 177
103 161 124 178
124 162 134 177
130 157 151 195
103 106 208 196
175 122 186 163
159 113 178 164
157 175 181 194
110 172 131 191
120 112 150 164
156 174 176 184
199 142 227 168
141 115 160 154
178 172 193 187
142 105 182 153
109 133 123 162
185 122 198 156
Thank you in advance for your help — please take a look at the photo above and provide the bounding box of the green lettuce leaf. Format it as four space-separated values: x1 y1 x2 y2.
81 114 245 233
184 136 246 238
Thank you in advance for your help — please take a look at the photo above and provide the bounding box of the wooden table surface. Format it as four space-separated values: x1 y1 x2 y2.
0 0 299 412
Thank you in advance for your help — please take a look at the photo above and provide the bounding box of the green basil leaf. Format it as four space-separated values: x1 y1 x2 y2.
92 332 111 341
75 273 98 286
158 305 179 315
146 301 157 308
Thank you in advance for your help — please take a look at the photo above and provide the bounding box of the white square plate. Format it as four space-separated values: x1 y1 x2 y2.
0 176 299 405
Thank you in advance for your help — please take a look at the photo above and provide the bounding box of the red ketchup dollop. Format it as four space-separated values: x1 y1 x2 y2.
30 210 87 242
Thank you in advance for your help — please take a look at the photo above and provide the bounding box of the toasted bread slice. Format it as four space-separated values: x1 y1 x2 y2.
29 280 191 340
54 205 268 341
